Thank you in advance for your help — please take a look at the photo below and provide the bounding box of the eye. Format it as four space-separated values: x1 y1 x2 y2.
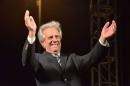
55 35 60 39
48 36 53 39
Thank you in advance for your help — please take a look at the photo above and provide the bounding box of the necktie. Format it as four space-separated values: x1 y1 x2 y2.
55 54 62 66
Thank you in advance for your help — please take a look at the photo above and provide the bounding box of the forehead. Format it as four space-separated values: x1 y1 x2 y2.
43 27 60 36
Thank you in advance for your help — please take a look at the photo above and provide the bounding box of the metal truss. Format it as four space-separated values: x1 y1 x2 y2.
89 0 118 86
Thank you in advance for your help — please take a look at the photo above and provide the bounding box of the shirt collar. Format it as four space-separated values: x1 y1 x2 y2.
52 53 60 57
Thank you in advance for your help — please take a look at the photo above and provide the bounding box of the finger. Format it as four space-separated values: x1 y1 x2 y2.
108 20 116 35
24 10 30 26
30 16 35 23
103 21 110 29
112 20 117 30
30 16 33 21
24 10 29 21
111 20 116 31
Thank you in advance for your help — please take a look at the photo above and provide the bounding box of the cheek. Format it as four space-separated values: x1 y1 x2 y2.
42 41 49 48
46 41 52 47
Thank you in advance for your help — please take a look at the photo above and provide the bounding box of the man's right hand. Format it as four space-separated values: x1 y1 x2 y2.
24 10 37 37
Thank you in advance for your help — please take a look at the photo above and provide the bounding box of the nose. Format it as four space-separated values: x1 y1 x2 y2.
52 36 58 43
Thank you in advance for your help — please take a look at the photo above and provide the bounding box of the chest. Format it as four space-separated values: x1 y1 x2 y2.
37 55 75 74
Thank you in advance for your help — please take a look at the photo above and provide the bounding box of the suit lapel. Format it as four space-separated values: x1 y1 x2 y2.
41 51 64 73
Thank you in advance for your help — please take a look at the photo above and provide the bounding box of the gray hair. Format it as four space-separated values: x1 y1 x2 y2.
38 21 62 43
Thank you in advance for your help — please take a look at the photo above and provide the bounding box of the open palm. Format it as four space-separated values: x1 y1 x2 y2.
24 10 37 32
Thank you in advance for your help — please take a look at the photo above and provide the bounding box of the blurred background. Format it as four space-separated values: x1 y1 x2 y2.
0 0 129 86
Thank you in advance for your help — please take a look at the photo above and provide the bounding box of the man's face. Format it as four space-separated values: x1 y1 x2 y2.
42 27 61 54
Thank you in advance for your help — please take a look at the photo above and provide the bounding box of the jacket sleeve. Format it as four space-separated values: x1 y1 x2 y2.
72 41 108 70
22 40 39 72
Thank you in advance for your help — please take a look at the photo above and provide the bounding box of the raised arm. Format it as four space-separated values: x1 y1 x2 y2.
22 10 39 71
73 20 117 70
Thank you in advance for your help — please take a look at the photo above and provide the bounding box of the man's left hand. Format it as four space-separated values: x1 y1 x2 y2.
99 20 117 43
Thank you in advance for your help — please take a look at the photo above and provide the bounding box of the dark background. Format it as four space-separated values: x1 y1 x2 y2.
0 0 129 86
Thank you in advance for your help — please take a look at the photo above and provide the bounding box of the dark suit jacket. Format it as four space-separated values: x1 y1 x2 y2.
22 40 108 86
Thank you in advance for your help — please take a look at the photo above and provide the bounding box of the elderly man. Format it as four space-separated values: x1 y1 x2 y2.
22 10 116 86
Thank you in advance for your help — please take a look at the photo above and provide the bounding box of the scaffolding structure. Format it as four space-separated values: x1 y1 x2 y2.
89 0 118 86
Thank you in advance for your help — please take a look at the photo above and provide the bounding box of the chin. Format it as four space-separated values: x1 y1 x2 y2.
53 49 59 52
53 49 60 52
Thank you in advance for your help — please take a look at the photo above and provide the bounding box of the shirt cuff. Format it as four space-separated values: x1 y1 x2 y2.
27 36 36 44
99 39 110 47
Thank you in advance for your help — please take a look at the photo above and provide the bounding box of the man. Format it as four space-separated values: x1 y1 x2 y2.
22 10 116 86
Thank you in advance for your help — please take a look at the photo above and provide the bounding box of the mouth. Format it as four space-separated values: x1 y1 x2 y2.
49 42 60 49
51 44 59 48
